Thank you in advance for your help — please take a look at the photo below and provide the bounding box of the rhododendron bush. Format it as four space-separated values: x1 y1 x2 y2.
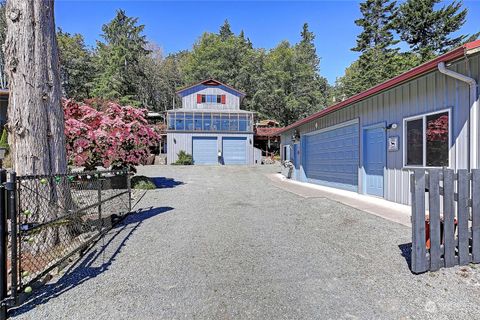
63 99 160 170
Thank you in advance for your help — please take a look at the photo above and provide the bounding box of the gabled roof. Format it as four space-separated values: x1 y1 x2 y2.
278 40 480 135
176 79 246 97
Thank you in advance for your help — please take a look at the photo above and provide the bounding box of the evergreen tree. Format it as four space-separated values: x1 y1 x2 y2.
396 0 476 61
333 0 420 99
219 19 234 40
93 9 149 105
57 29 95 100
352 0 398 52
292 23 328 118
137 43 185 111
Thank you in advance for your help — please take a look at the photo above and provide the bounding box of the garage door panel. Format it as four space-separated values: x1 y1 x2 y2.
303 122 359 192
223 137 247 165
192 137 218 165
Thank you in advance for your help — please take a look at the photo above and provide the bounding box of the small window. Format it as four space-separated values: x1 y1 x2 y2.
201 95 206 103
217 95 222 103
404 110 450 167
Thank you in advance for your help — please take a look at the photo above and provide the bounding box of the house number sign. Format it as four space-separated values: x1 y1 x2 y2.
388 136 399 152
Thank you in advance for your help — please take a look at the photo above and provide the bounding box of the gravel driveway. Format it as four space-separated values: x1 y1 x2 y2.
11 165 480 319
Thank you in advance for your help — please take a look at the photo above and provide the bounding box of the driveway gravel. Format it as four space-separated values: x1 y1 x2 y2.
10 165 480 320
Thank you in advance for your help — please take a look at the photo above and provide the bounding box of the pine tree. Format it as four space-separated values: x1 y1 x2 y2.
396 0 476 61
57 29 95 100
292 23 328 119
352 0 398 53
93 9 149 105
219 19 234 40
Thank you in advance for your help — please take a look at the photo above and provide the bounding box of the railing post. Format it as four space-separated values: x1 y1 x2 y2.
126 169 131 212
0 169 7 320
97 177 102 231
6 172 17 306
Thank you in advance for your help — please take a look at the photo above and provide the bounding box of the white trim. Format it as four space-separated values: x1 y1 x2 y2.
402 108 452 168
303 118 359 137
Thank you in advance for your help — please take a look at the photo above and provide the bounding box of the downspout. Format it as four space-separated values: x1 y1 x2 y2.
438 61 479 170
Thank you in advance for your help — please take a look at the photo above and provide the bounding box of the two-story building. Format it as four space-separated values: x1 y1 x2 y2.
166 79 256 165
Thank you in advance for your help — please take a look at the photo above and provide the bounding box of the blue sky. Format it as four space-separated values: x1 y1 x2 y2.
55 0 480 84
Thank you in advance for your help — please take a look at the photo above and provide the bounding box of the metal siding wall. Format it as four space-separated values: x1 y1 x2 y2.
167 132 254 164
281 53 480 205
181 86 240 110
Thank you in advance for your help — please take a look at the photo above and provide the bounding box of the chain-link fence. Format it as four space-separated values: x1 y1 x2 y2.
0 169 131 318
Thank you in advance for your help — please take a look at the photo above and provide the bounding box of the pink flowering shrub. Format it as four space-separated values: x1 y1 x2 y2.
63 99 160 170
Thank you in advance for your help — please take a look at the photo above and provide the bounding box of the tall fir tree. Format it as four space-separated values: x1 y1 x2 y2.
333 0 420 100
92 9 149 105
219 19 234 40
292 23 328 118
396 0 476 61
352 0 398 53
57 29 95 100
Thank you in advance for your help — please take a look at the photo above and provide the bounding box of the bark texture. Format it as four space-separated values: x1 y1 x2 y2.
4 0 67 176
4 1 73 253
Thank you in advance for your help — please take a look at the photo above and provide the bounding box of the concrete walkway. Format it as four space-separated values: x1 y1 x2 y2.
267 173 412 227
11 165 480 320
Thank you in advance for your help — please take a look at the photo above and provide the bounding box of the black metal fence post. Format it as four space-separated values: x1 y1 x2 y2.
97 179 102 231
126 170 131 212
6 172 17 306
0 169 7 320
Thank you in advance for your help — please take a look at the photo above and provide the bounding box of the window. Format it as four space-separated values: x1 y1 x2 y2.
198 94 226 104
404 110 450 167
175 112 185 131
185 113 194 131
194 114 203 131
167 112 252 132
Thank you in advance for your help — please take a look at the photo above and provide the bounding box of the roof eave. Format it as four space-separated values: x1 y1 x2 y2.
277 40 480 135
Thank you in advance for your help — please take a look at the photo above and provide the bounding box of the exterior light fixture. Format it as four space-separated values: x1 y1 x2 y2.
292 129 300 142
173 138 176 144
386 123 398 130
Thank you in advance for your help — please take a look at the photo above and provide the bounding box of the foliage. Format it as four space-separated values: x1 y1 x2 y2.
57 29 95 100
0 127 7 150
133 180 156 190
63 99 160 170
173 151 193 165
92 9 149 105
132 176 157 189
252 24 328 125
395 0 476 62
137 44 186 111
332 0 474 100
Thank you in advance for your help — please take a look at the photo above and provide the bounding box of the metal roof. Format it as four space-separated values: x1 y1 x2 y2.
278 40 480 135
176 79 246 97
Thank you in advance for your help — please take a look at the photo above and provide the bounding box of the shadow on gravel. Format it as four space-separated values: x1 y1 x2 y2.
149 177 184 188
398 243 412 271
10 206 174 318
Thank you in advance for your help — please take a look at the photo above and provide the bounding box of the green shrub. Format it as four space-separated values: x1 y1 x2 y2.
173 151 193 165
0 128 8 150
131 175 157 190
133 180 156 190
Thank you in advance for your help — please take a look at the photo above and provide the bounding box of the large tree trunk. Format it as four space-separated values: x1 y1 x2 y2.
4 0 67 176
4 1 73 256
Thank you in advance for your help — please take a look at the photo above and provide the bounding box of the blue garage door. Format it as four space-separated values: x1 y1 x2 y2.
192 137 218 165
223 137 247 165
303 122 359 191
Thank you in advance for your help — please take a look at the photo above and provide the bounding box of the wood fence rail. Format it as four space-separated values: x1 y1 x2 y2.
410 168 480 273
